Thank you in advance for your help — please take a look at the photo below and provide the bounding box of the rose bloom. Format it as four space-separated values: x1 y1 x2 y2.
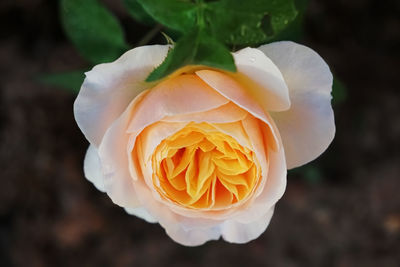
74 41 335 246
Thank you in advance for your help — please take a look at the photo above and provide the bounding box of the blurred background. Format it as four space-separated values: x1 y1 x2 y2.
1 0 399 266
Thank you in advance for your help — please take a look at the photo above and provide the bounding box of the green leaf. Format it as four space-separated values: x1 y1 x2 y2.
136 0 297 47
206 0 298 46
123 0 156 25
139 0 299 81
60 0 128 64
136 0 197 33
270 0 308 42
146 29 236 82
38 71 85 94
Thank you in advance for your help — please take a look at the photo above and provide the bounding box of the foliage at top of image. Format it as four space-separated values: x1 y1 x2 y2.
136 0 298 81
44 0 305 88
138 0 297 46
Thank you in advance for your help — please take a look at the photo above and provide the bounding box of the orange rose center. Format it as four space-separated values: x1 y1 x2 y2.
152 122 260 210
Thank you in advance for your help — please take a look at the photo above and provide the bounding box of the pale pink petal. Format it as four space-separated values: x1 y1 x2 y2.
164 207 274 245
97 91 150 208
195 70 280 149
74 45 169 147
258 41 335 168
165 223 221 246
232 47 290 111
126 74 229 135
222 207 274 243
124 207 158 223
162 102 248 124
83 145 106 192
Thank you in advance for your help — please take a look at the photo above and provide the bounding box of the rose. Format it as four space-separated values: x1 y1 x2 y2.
74 41 335 246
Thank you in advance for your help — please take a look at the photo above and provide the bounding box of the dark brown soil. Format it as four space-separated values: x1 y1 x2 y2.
1 0 399 266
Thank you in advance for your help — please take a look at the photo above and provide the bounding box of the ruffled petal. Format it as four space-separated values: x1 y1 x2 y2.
128 108 286 246
258 41 335 168
74 45 169 147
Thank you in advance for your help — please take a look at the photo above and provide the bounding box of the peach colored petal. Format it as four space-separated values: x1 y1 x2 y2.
133 121 189 199
162 102 248 124
97 90 150 208
126 133 284 245
258 41 335 168
238 116 268 198
74 45 169 147
195 70 280 151
232 120 287 224
126 74 229 135
211 120 253 150
132 111 285 223
136 121 188 170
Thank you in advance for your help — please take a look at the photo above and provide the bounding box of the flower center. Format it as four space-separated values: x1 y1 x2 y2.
152 122 259 210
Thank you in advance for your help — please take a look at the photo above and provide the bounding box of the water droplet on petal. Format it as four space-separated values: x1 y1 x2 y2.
249 57 256 62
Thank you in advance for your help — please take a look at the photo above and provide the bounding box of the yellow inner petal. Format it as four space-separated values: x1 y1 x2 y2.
151 122 260 210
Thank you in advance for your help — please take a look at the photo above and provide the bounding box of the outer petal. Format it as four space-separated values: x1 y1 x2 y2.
97 91 150 208
232 47 290 111
222 207 274 243
258 41 335 169
74 45 169 147
124 207 158 223
83 145 106 192
126 74 229 135
165 223 221 247
195 70 280 150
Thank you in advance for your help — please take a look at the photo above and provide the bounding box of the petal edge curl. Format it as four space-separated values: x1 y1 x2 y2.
74 45 169 147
